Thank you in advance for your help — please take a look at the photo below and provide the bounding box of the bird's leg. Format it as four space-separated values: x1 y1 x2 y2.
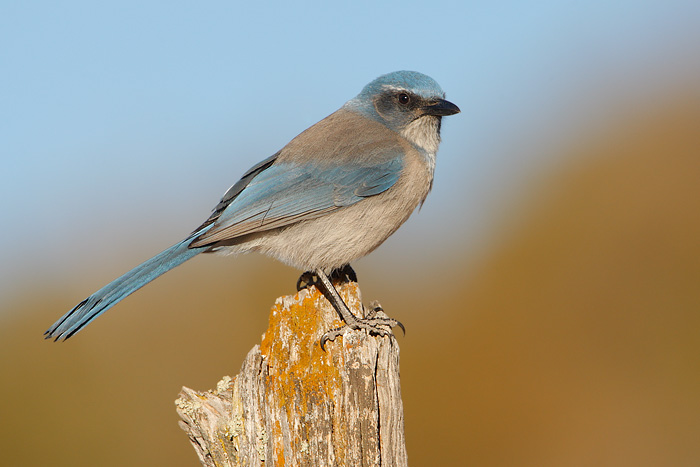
314 268 404 350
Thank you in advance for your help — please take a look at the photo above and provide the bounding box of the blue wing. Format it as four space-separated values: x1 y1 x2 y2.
190 155 403 246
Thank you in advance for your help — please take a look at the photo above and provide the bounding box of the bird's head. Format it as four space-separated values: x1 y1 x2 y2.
344 71 460 154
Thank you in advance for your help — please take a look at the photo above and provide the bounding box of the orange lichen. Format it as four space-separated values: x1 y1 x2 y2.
259 282 364 463
272 419 285 466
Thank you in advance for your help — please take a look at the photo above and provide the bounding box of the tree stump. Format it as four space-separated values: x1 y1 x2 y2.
175 280 407 466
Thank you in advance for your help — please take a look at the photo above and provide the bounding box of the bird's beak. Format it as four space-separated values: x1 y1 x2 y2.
422 98 461 116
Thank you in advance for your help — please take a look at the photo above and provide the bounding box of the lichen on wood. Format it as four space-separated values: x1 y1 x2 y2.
176 280 407 466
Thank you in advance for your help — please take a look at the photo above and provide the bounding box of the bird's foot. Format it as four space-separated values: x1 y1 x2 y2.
301 268 404 350
320 300 405 351
296 271 317 291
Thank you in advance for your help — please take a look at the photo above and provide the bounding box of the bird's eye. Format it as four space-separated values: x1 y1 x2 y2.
398 93 410 105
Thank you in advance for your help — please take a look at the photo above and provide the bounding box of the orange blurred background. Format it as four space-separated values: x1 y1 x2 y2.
2 83 699 465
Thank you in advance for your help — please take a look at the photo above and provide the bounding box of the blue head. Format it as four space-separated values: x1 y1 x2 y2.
344 71 460 153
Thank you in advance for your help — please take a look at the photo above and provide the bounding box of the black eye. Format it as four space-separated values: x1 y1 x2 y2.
398 93 410 105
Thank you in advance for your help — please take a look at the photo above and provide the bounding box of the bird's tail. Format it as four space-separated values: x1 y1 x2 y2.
45 237 207 341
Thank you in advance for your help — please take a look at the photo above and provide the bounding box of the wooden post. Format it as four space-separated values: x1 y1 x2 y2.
175 279 407 466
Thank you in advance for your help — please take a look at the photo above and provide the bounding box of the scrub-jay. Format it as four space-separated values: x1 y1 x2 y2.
45 70 460 346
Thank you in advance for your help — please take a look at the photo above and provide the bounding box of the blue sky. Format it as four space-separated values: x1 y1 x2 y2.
2 1 699 306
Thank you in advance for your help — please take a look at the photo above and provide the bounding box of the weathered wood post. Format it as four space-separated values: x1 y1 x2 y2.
175 278 407 466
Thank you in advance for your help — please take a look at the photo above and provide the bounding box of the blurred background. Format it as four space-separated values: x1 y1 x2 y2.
2 1 700 465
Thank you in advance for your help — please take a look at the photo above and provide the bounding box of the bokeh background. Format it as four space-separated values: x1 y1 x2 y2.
2 1 700 465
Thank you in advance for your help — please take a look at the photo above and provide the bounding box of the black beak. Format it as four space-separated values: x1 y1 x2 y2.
422 98 460 116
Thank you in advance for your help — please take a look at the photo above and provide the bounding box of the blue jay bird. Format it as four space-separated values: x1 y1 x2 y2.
45 71 460 347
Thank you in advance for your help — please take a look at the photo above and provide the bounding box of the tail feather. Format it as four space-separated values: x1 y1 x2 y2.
45 238 206 341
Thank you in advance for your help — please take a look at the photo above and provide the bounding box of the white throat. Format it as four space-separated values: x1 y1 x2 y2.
400 116 441 173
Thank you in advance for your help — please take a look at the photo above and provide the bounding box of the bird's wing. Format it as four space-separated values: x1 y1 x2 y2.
190 151 279 235
189 153 403 246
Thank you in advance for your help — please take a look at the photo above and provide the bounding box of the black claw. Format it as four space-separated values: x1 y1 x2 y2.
319 327 342 351
396 320 406 336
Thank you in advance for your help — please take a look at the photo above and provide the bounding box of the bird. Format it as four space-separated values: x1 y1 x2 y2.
45 70 460 346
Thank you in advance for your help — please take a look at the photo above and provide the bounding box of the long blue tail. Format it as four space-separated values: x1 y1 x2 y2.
45 237 207 341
